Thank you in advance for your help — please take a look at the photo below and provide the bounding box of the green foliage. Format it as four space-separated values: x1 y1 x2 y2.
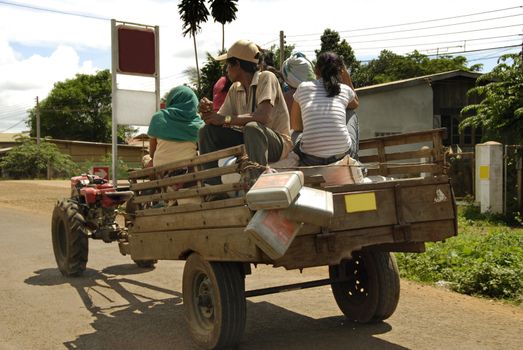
0 137 79 179
352 50 480 87
209 0 238 51
26 70 136 143
199 53 224 99
460 54 523 144
315 29 359 72
266 43 296 70
178 0 209 37
396 207 523 304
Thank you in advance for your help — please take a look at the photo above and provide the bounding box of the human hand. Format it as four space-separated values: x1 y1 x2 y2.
201 113 225 126
198 97 213 114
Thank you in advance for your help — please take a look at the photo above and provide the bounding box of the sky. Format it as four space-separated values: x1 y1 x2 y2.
0 0 522 134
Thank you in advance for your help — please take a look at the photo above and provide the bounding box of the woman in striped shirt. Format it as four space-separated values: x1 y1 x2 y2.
291 51 359 165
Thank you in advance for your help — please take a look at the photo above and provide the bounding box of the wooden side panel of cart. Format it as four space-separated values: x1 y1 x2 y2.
122 128 456 270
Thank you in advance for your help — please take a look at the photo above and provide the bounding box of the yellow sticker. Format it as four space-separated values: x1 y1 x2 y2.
345 192 377 213
479 165 489 180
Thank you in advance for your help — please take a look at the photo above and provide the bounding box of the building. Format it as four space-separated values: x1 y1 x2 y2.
356 70 482 151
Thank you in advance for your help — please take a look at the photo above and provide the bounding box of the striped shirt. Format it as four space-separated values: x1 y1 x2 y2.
294 79 356 158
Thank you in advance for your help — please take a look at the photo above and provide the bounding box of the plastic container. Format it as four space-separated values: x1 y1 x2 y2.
280 186 334 226
244 209 303 260
246 171 304 210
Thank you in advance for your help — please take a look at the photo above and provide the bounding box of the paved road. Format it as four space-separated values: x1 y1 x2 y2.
1 205 522 350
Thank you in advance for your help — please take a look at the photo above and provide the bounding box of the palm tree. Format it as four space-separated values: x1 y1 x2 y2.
178 0 209 91
209 0 238 52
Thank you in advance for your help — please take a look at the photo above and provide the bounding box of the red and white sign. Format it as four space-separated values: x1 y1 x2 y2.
92 166 110 180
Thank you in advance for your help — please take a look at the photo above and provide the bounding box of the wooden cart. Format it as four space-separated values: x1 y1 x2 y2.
118 128 457 349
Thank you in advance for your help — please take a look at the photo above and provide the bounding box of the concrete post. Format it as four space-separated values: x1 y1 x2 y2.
475 141 503 213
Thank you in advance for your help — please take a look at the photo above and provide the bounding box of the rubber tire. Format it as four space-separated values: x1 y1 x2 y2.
51 199 88 277
133 259 157 268
329 251 400 323
183 253 246 350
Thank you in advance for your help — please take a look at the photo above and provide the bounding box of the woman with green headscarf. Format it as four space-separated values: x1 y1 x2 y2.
147 86 204 167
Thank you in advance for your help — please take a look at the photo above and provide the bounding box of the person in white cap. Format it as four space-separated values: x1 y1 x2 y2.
198 39 292 187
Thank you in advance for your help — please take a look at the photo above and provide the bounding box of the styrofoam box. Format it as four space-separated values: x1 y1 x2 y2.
244 209 303 260
280 186 334 227
246 171 304 210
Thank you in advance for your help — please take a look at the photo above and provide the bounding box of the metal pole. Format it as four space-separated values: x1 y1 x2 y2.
111 19 118 187
36 96 40 145
155 25 160 111
279 30 284 69
504 145 507 214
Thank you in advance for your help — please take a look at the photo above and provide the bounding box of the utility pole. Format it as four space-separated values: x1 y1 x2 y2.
36 96 40 145
279 30 285 69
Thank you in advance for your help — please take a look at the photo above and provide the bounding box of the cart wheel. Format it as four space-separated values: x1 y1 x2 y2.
51 199 88 277
329 251 400 323
183 253 246 350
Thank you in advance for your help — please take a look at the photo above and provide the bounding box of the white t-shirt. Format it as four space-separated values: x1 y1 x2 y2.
294 80 356 158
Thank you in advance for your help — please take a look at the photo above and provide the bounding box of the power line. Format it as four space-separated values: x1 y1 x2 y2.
286 5 523 38
0 0 109 21
0 118 27 132
340 24 523 46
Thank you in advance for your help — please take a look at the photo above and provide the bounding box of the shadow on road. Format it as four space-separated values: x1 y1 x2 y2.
25 267 408 350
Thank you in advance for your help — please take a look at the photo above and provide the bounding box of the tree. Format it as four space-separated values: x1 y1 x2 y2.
209 0 238 52
0 136 79 179
266 43 296 70
352 49 482 87
460 53 523 144
315 29 359 71
27 70 136 143
178 0 210 91
183 53 224 99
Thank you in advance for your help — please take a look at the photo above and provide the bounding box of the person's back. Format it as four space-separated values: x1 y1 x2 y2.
147 86 204 167
291 51 359 165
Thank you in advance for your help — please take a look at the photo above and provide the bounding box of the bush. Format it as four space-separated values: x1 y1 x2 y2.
0 137 79 179
396 222 523 304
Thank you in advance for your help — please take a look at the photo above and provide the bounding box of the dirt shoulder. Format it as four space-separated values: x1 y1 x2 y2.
0 180 71 215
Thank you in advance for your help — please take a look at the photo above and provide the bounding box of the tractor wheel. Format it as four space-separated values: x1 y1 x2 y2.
133 259 157 268
329 251 400 323
51 199 89 277
183 253 246 350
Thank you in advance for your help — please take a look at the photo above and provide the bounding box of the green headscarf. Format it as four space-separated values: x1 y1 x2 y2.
147 86 204 142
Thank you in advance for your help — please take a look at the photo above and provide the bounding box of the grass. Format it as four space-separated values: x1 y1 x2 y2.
395 204 523 305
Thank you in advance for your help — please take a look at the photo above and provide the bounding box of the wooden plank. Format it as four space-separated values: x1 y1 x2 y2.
273 218 456 270
359 145 435 165
133 182 244 204
365 163 441 176
135 197 246 217
383 148 434 162
326 175 449 193
400 183 455 222
128 227 263 262
359 128 445 149
131 164 238 191
130 205 253 233
329 189 398 231
359 154 379 163
128 145 245 179
377 139 388 175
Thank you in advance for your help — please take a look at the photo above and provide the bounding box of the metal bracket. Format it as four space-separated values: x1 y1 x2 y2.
315 227 336 253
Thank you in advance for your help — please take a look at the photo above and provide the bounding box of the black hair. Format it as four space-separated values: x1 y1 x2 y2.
226 57 258 74
316 51 343 97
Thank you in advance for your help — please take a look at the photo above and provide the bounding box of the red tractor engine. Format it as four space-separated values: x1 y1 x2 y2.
69 174 133 242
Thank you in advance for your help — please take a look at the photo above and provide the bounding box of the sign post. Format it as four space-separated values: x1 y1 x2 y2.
111 19 160 187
